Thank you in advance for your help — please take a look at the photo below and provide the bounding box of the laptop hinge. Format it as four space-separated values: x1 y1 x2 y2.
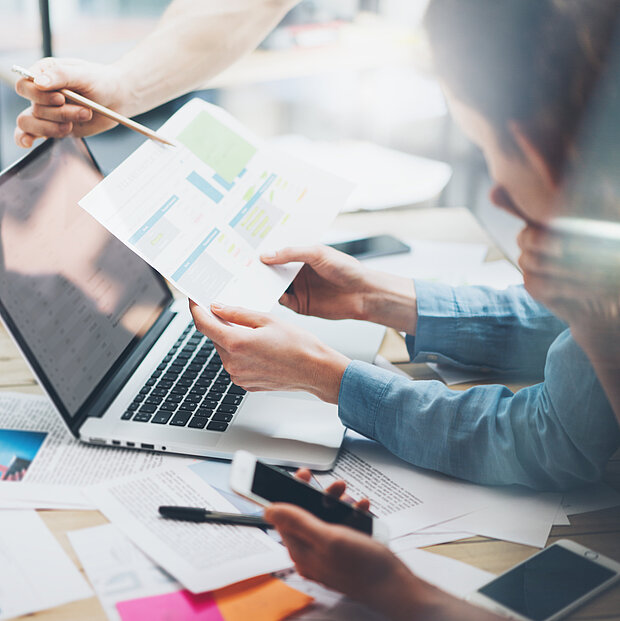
71 306 177 432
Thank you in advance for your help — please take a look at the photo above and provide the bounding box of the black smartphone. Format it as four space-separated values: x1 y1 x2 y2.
230 451 389 541
329 234 410 260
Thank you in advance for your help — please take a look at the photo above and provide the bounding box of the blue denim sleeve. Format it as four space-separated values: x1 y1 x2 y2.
338 330 620 491
406 281 566 375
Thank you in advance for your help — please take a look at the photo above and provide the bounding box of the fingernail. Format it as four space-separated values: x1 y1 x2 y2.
261 251 277 259
34 73 51 87
78 108 90 121
211 301 224 310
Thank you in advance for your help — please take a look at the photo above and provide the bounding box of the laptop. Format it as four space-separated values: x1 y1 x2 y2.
0 137 383 470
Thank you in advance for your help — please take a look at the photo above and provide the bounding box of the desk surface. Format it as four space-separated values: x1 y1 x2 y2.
3 207 619 621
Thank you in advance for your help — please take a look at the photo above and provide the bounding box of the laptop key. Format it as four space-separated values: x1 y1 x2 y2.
170 412 191 426
121 410 133 420
133 413 152 422
195 408 214 418
188 416 208 429
228 385 247 396
127 402 139 411
216 405 237 414
212 412 233 422
179 403 197 412
160 402 177 411
156 379 174 389
145 396 163 405
221 394 243 406
139 404 157 414
206 421 229 432
152 411 173 424
166 392 183 402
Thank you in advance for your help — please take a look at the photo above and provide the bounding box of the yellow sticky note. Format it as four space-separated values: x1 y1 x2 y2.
213 575 313 621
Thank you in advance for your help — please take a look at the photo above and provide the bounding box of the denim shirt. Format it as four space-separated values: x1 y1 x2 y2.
338 281 620 491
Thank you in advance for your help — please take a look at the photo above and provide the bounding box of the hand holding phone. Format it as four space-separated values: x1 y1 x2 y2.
230 451 389 542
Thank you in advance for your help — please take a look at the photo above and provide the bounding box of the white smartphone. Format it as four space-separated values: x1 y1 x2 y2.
230 450 390 543
467 539 620 620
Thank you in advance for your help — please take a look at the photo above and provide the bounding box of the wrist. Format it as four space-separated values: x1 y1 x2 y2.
304 341 350 404
361 271 418 334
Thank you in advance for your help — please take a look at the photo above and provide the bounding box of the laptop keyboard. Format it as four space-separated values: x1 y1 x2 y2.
121 322 246 432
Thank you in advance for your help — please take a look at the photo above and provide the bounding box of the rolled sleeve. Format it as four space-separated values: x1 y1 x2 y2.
406 281 566 375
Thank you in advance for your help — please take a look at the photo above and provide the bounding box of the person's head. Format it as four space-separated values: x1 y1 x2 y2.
424 0 620 225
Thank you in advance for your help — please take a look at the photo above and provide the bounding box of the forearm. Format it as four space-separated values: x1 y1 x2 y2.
370 564 498 621
112 0 298 116
572 325 620 426
361 270 418 334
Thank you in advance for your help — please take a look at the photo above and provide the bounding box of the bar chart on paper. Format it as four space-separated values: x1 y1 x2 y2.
80 98 352 311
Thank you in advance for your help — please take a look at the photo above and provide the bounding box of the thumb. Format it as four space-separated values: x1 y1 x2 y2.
31 58 92 92
210 302 269 328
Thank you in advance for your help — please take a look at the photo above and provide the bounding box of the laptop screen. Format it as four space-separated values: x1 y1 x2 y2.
0 138 171 420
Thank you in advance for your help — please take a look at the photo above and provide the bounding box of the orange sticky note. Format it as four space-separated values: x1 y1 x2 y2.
213 575 313 621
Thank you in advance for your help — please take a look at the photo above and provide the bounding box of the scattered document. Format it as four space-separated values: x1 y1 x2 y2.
70 523 311 621
397 548 494 600
0 392 189 508
80 98 352 312
69 523 179 621
361 239 489 283
317 432 562 547
0 510 92 619
561 482 620 516
86 464 291 593
315 434 501 538
425 362 490 386
389 530 472 552
270 136 452 212
435 489 562 548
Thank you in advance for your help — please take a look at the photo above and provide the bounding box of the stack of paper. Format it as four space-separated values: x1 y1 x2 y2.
69 524 311 621
0 392 191 509
0 510 92 619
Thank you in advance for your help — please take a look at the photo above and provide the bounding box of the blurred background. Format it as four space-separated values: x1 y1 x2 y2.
0 0 522 261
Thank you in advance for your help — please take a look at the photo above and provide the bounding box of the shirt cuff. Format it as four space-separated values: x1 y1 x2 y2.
338 360 396 438
405 280 467 367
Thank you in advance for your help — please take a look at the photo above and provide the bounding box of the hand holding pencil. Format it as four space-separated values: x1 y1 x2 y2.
13 58 173 148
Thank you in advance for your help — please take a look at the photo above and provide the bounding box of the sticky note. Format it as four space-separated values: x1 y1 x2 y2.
117 590 224 621
214 575 313 621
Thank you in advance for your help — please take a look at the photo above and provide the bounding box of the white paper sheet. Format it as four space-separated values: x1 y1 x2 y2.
397 548 494 600
316 433 561 547
80 99 352 312
0 392 190 508
86 464 291 593
362 239 488 283
69 523 180 621
314 434 502 538
389 530 472 552
561 482 620 516
270 136 452 212
0 510 92 619
435 489 562 548
425 362 490 386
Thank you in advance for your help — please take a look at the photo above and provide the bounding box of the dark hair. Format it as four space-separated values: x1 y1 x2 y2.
424 0 620 173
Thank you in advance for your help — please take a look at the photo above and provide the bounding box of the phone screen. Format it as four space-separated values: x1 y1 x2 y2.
478 545 615 620
329 235 410 260
251 461 373 535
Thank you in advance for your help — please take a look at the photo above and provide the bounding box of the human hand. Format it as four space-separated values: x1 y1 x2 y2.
265 500 426 620
189 301 350 403
518 224 620 352
14 58 129 147
262 245 417 333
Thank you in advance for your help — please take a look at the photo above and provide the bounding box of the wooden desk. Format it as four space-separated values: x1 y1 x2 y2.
3 207 619 620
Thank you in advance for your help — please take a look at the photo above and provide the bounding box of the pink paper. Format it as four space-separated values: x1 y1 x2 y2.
117 589 225 621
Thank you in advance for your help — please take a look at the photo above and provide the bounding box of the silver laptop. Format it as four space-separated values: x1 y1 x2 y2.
0 137 383 470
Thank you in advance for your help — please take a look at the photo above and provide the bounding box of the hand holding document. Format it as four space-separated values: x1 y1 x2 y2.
80 98 353 312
